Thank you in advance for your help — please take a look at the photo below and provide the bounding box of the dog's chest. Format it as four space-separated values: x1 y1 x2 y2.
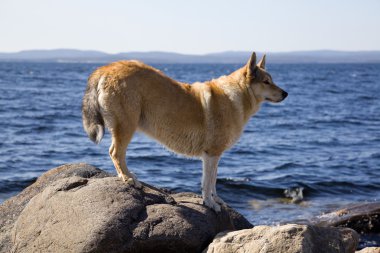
202 91 246 151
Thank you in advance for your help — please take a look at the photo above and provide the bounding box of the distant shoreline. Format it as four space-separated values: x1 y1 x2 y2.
1 49 380 64
2 61 380 65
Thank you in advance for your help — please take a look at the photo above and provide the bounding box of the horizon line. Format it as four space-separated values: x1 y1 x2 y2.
2 48 380 55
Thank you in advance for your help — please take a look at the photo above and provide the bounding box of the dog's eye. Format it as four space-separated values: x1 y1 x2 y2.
263 80 270 85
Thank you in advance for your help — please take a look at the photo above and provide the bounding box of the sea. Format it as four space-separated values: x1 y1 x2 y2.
0 62 379 236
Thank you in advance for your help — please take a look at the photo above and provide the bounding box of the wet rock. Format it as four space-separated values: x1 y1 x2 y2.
312 202 380 233
203 224 359 253
0 163 252 253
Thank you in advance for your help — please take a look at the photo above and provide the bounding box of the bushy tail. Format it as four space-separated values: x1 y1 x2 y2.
82 73 105 144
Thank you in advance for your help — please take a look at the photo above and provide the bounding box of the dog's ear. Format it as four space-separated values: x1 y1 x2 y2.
247 52 257 79
258 54 266 69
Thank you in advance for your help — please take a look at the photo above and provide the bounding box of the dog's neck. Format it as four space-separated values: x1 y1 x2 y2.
212 70 263 121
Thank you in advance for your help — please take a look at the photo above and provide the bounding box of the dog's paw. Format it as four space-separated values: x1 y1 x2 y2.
203 197 221 212
121 175 143 189
120 175 142 189
126 178 142 189
130 173 142 189
213 195 226 206
131 178 143 189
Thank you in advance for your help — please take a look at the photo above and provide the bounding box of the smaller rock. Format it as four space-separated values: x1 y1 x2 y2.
203 224 359 253
312 202 380 233
356 247 380 253
312 203 380 249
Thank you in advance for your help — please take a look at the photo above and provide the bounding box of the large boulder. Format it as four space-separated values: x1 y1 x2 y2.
203 224 359 253
0 163 252 253
0 163 110 253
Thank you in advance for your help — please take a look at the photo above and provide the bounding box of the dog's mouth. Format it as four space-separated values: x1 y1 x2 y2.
266 91 288 103
266 97 277 102
266 97 283 103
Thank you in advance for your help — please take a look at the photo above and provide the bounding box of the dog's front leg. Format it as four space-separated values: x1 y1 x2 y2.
201 153 221 212
211 167 226 206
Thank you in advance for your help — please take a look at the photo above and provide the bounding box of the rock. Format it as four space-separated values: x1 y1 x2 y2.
0 163 110 253
356 248 380 253
312 202 380 233
312 203 380 249
203 224 359 253
0 163 252 253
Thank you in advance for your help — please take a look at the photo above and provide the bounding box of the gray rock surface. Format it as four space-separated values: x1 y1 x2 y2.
0 163 110 253
203 224 359 253
0 163 252 253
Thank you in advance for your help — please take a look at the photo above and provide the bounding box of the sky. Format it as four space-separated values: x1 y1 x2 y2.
1 0 380 54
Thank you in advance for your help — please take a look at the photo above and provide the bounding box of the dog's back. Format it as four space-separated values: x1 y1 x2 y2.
83 60 208 156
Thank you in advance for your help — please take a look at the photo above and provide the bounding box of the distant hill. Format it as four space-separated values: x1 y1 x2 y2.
0 49 380 63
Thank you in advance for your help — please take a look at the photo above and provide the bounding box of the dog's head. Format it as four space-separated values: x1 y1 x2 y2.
243 52 287 103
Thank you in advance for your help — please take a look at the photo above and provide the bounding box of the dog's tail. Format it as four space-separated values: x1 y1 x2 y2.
82 72 105 144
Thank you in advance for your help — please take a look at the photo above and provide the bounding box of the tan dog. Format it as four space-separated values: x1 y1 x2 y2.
82 52 287 212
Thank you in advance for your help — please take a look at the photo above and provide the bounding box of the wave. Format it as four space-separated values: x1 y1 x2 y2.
272 162 304 170
0 177 36 193
217 176 380 200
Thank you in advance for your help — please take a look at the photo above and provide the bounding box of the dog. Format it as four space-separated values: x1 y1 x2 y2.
82 52 287 212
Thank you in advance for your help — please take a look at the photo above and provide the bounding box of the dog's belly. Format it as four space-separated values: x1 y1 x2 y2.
138 123 205 157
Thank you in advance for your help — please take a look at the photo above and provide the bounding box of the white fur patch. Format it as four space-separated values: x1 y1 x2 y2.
203 89 211 110
97 75 106 107
191 82 211 112
95 124 104 144
217 77 244 118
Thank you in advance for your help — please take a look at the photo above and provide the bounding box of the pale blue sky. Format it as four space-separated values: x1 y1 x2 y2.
1 0 379 54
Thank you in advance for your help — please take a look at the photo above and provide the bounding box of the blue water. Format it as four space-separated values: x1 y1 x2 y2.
0 62 379 226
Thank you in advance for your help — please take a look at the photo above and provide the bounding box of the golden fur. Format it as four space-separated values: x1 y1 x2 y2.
82 52 287 211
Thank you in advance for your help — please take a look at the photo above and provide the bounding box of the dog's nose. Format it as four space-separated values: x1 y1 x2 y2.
282 91 288 99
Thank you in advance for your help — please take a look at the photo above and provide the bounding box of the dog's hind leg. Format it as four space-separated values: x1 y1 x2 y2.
109 143 122 177
202 153 221 212
109 124 142 189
